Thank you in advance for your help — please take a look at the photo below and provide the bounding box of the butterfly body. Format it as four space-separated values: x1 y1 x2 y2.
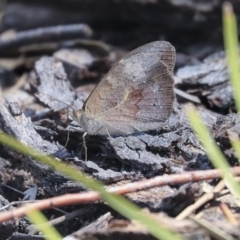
71 41 176 136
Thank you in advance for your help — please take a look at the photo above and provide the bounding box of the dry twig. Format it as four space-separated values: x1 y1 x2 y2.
219 203 238 225
0 24 92 52
0 167 240 223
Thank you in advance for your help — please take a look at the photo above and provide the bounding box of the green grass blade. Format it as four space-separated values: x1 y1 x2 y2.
223 2 240 113
229 133 240 164
185 104 240 198
223 2 240 166
27 210 62 240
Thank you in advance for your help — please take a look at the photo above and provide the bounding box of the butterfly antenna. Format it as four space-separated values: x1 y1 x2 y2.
35 91 76 113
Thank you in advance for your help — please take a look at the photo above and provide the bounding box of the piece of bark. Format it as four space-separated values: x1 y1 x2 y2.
7 233 45 240
176 51 234 112
126 185 175 211
53 49 95 82
0 102 64 155
109 135 174 176
0 101 79 195
160 183 202 216
34 56 85 112
84 160 139 184
212 113 240 162
63 212 113 240
0 24 92 54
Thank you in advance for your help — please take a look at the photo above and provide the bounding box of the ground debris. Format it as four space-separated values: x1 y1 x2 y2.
0 1 240 238
176 51 234 112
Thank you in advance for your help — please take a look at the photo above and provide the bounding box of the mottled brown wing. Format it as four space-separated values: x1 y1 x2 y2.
83 41 175 135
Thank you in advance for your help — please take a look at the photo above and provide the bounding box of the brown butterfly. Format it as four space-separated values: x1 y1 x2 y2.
70 41 175 139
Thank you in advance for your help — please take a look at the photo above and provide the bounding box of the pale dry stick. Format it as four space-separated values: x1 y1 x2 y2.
176 177 240 220
219 189 231 196
195 211 203 219
189 215 235 240
0 24 92 52
176 180 226 220
27 206 96 235
174 88 201 104
219 203 238 225
1 167 240 223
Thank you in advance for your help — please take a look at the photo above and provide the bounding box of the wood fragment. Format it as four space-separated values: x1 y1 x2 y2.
1 167 240 223
0 24 92 53
219 203 238 225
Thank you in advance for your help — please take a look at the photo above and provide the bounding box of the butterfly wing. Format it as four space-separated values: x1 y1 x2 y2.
83 41 175 135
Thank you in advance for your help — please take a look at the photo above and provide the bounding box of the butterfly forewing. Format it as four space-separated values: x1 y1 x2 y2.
82 41 175 135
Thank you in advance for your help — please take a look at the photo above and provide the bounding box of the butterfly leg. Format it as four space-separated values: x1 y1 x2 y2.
91 125 112 138
82 127 103 161
64 126 72 148
82 126 111 161
82 132 88 161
